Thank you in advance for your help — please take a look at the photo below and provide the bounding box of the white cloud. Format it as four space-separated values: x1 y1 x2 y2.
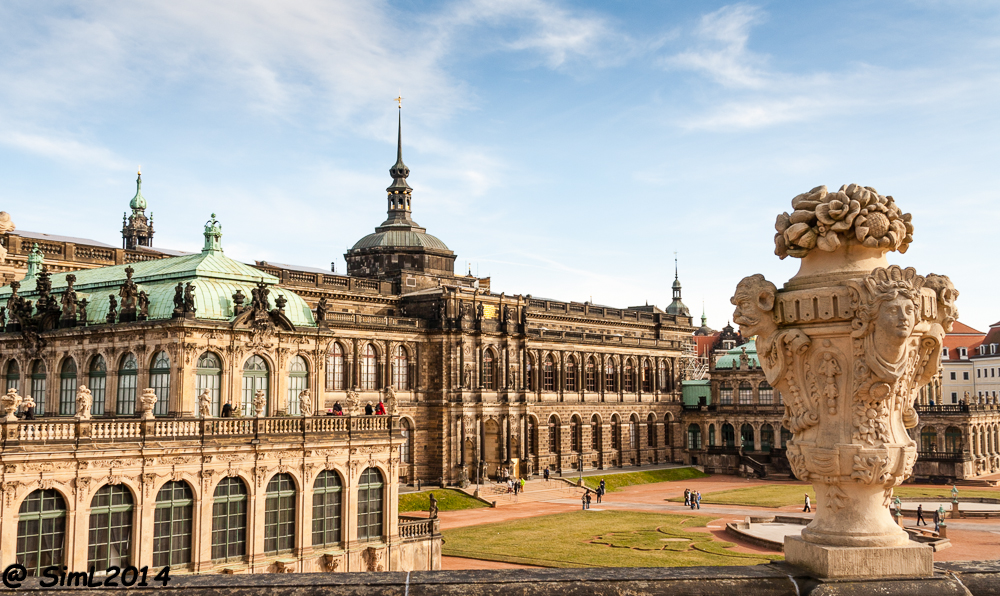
0 130 129 171
664 4 767 88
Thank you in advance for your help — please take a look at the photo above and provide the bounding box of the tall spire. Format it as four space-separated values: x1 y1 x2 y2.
666 252 690 317
383 106 416 227
130 169 147 210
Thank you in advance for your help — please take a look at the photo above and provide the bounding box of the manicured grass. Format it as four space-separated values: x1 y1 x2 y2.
582 467 709 493
676 484 1000 508
399 489 488 513
442 510 782 568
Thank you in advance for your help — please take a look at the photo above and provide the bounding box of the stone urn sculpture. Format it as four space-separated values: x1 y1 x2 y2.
731 184 955 578
2 389 22 421
139 388 158 420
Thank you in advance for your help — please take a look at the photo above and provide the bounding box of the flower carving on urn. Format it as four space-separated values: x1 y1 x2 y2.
139 388 157 419
2 389 21 421
732 184 953 579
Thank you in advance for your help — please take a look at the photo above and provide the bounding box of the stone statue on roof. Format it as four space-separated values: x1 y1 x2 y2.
0 212 15 234
137 290 149 321
106 295 118 324
183 282 196 313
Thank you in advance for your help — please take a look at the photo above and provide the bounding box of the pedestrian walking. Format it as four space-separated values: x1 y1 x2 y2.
586 491 592 509
582 492 587 510
520 478 525 492
544 468 550 482
599 478 605 493
696 491 701 509
933 507 941 532
684 489 690 507
916 504 926 526
596 486 603 504
803 493 812 513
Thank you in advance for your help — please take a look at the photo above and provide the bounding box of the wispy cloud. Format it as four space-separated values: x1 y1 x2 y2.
663 4 767 88
0 130 129 171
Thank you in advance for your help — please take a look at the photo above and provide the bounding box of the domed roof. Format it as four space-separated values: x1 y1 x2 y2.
351 229 450 251
130 172 147 210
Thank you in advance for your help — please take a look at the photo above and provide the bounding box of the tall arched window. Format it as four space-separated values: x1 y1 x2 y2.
312 471 342 547
525 355 535 391
642 360 652 392
196 353 222 416
570 416 581 452
153 481 193 568
585 357 597 392
708 424 716 447
149 351 170 416
392 346 409 390
605 360 617 393
739 382 753 405
5 359 20 392
30 359 47 415
58 358 77 416
287 356 308 416
623 360 635 393
687 424 702 449
16 489 66 576
264 474 296 554
400 419 413 464
760 424 774 452
647 413 657 448
758 381 773 405
542 355 555 391
360 344 378 390
590 415 601 451
482 349 495 390
722 423 736 447
325 343 345 391
611 415 621 450
242 355 269 416
357 468 384 541
658 360 667 391
88 485 134 568
116 354 137 416
548 415 560 453
88 356 107 416
629 414 639 449
741 424 755 449
945 426 962 453
719 382 733 405
565 356 577 392
212 477 248 562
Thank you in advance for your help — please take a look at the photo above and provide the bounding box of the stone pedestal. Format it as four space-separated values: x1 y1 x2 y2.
785 536 933 579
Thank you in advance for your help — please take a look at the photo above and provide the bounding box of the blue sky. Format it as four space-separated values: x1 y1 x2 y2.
2 1 999 330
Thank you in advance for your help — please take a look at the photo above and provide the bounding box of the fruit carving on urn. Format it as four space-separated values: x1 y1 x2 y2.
731 184 956 578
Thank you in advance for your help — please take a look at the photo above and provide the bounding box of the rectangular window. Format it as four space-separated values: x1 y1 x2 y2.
964 372 970 380
149 372 170 416
89 375 106 416
952 392 958 403
950 372 957 380
31 376 47 416
116 375 137 416
59 376 76 416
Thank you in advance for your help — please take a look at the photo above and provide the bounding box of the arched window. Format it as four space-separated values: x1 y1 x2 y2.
760 424 774 452
611 415 621 450
88 485 134 568
565 356 577 392
58 358 77 416
116 354 137 416
920 427 938 452
360 344 378 391
16 489 66 576
287 356 308 416
708 424 716 447
647 413 657 448
400 419 413 464
722 423 736 447
590 415 601 451
5 359 20 392
542 355 555 391
153 481 193 568
548 415 560 453
605 360 617 393
658 360 668 391
623 360 635 393
30 359 47 416
212 477 248 562
264 474 296 554
570 416 581 452
325 343 346 391
741 424 755 449
629 414 639 449
739 382 753 405
196 353 222 416
758 381 773 405
88 356 107 416
149 351 170 416
525 355 535 392
642 360 652 392
357 468 384 541
945 426 963 453
312 471 342 547
242 355 269 416
687 424 702 449
780 426 792 448
392 346 409 390
482 349 495 390
719 382 733 405
585 357 597 392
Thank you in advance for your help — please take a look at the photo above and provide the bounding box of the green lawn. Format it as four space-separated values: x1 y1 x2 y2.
399 489 488 513
582 467 709 493
675 484 1000 508
442 510 781 568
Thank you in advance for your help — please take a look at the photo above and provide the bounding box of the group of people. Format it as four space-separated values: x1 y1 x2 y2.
582 478 606 510
684 488 701 509
362 400 386 415
506 477 525 494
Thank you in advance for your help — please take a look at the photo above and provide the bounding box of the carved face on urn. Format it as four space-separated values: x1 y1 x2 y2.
873 293 917 364
731 274 778 340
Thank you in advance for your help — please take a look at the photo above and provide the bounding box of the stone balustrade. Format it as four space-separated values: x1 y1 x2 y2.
397 515 440 541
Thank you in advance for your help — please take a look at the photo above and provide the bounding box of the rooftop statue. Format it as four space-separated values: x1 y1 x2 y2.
731 184 953 579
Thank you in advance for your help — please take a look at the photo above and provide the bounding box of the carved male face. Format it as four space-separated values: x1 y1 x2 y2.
731 275 777 339
873 293 917 362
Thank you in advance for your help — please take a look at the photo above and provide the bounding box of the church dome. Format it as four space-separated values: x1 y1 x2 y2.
351 229 450 251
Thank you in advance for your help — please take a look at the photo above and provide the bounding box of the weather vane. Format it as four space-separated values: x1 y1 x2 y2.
394 92 404 109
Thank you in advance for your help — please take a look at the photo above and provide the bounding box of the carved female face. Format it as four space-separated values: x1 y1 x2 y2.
873 294 916 362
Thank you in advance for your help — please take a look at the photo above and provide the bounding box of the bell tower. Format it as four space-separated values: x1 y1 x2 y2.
122 169 155 250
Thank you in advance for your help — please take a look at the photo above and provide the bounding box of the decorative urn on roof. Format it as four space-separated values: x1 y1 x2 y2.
730 184 957 578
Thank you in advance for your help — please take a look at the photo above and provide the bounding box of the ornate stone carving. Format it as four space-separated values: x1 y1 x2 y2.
75 385 93 420
298 389 314 417
362 547 384 572
2 388 22 421
253 390 266 417
382 386 398 415
733 184 948 578
75 477 92 502
139 388 157 419
198 389 212 418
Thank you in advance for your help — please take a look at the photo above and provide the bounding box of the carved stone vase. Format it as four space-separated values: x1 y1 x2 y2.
731 184 956 578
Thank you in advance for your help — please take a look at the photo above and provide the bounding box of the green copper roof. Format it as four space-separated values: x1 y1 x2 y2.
715 339 759 370
682 379 711 406
130 172 147 210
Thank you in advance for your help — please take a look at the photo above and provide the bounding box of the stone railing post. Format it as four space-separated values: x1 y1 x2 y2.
731 184 956 579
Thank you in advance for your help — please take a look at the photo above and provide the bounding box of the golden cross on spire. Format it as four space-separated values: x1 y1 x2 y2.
138 165 141 175
394 92 404 108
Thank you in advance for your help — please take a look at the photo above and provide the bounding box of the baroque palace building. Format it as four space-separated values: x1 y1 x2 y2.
0 113 694 575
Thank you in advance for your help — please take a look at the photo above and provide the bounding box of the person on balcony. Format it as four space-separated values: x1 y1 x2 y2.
375 400 386 415
365 402 374 415
331 402 344 416
221 398 234 418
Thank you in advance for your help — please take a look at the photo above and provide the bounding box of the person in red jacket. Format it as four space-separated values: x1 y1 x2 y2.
375 400 386 415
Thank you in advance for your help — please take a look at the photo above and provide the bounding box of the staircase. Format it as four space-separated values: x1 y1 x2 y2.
463 479 586 507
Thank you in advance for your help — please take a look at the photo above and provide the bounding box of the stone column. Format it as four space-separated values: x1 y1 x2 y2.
732 184 955 578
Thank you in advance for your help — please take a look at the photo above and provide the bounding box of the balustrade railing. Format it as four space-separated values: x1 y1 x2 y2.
398 516 438 540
